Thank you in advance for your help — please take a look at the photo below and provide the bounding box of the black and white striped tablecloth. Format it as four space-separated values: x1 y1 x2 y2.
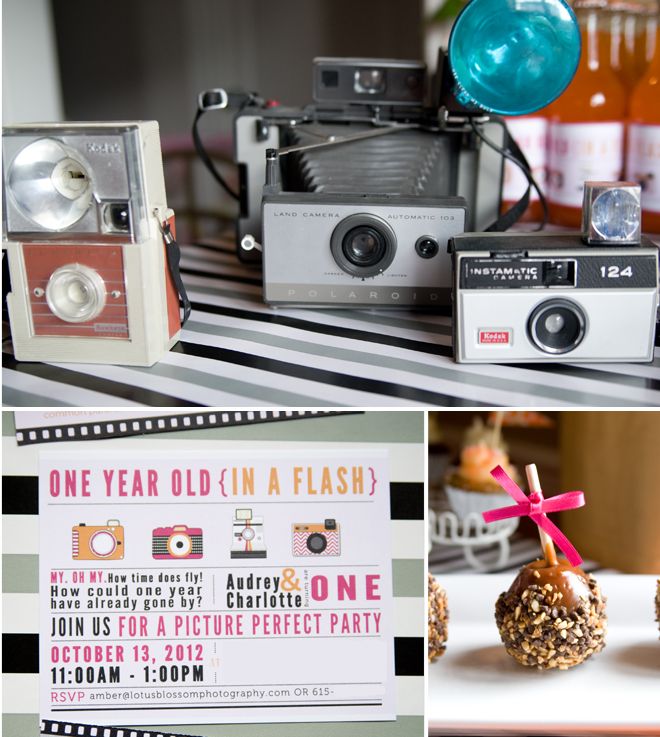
4 239 660 407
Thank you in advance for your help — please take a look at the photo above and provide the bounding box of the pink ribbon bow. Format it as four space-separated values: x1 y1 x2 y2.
482 465 585 566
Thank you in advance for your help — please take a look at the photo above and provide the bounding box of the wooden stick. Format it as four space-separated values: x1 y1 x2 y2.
525 463 558 566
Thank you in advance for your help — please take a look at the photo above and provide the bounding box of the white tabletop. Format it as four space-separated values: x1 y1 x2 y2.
429 574 660 734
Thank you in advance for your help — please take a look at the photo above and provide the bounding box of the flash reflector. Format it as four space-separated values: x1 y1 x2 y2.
7 138 93 230
582 181 642 245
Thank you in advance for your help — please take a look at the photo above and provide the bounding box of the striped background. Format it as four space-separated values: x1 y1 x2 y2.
4 239 660 407
2 410 425 737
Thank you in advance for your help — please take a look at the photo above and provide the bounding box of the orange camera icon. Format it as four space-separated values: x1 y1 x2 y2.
72 520 124 560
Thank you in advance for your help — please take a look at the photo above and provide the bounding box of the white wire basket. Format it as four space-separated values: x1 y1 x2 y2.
428 507 519 572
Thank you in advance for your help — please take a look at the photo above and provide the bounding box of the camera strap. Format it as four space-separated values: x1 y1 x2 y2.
193 89 264 202
155 212 192 327
470 117 548 232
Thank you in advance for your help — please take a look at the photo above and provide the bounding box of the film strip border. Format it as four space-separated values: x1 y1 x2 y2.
15 410 361 446
40 720 206 736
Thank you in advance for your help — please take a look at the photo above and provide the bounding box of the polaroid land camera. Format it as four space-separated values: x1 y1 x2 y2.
451 182 659 363
2 121 183 366
230 55 500 308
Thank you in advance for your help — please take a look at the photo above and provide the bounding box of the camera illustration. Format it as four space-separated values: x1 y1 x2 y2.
292 519 341 557
2 121 183 366
452 182 659 364
72 520 124 561
230 508 267 559
152 525 203 560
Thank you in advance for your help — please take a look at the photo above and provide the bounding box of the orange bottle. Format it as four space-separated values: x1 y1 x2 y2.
546 1 627 227
606 0 655 89
501 115 548 222
627 16 660 232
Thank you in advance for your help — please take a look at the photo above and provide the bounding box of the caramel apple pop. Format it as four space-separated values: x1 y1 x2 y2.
484 463 607 670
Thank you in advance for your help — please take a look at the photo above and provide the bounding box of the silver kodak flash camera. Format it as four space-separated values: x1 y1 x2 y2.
2 121 183 366
452 182 659 363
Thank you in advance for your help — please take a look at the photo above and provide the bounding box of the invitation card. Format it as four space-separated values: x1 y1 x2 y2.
39 449 395 726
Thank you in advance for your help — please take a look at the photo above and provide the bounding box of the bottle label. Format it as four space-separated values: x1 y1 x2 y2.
626 123 660 215
502 117 547 203
547 122 624 207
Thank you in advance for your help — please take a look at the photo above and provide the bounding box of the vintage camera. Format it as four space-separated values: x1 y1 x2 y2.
292 519 341 557
152 525 203 560
230 508 267 559
452 182 659 363
72 520 124 561
2 121 183 366
219 55 506 308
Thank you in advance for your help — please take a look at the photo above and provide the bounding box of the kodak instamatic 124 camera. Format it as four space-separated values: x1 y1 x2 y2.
451 182 659 363
2 121 182 366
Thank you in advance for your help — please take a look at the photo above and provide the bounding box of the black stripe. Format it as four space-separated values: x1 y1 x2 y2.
10 633 421 677
182 266 262 287
188 301 454 357
188 241 238 255
3 633 38 673
175 341 483 407
390 483 424 520
394 636 424 676
4 481 422 520
514 361 660 393
2 475 38 514
2 354 200 407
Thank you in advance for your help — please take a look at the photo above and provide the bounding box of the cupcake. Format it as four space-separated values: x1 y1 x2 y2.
428 573 448 661
445 418 519 518
495 559 607 670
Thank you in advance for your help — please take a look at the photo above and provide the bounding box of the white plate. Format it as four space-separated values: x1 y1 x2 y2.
428 574 660 735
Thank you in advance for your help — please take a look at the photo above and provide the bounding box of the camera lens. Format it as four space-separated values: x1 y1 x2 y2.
343 227 386 266
89 530 117 558
330 214 397 278
103 202 130 233
168 532 193 558
46 264 106 323
307 533 328 554
415 236 439 259
528 299 586 354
